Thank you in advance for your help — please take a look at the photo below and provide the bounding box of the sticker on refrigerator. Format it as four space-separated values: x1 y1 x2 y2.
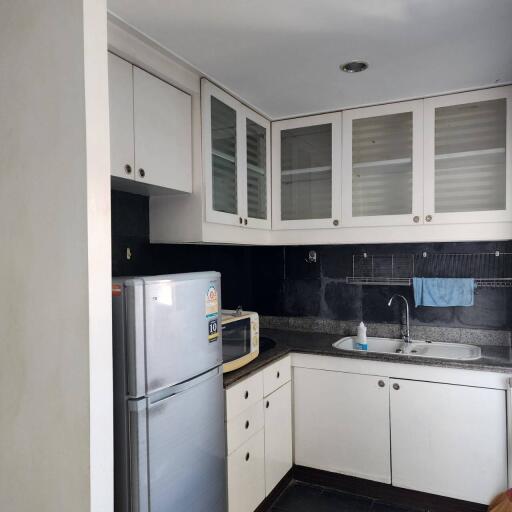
208 317 219 342
205 284 219 318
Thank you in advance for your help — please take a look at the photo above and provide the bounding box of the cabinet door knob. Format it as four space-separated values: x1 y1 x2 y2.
244 391 249 399
266 400 270 409
393 383 400 391
245 452 250 462
138 168 146 178
333 219 339 226
244 218 248 226
239 217 243 224
425 215 432 222
276 371 280 379
378 380 385 388
245 420 250 430
124 164 132 175
413 216 420 223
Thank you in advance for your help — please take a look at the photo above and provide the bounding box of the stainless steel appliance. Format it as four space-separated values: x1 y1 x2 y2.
112 272 226 512
221 309 259 373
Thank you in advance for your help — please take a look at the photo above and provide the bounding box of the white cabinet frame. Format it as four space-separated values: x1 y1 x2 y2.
342 100 424 227
202 80 271 229
423 86 512 224
272 113 342 230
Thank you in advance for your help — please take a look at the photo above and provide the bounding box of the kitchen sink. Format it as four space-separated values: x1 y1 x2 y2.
332 336 481 361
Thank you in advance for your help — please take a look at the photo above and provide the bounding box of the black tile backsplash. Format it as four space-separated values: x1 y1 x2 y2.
112 190 512 330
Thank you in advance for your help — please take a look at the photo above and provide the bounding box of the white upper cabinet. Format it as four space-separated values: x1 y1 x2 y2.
342 101 424 226
108 52 192 193
133 67 192 191
202 80 271 230
423 87 512 224
108 53 135 179
272 113 342 229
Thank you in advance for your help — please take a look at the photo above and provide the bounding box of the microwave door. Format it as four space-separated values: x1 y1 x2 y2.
222 317 251 363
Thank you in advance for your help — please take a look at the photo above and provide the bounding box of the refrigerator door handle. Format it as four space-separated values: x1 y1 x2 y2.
128 399 150 512
149 365 222 404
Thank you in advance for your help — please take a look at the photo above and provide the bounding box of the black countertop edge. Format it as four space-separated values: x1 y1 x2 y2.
223 328 512 387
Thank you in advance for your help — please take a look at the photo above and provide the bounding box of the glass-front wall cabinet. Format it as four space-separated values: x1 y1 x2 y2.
342 101 423 226
423 87 511 224
202 79 270 229
272 113 342 229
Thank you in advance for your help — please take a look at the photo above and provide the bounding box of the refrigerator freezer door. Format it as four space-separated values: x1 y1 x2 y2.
143 273 222 393
127 369 227 512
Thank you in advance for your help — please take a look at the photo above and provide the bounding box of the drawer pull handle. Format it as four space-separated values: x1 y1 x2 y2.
378 380 385 388
124 164 132 175
245 452 250 462
393 383 400 391
245 420 250 430
138 168 146 178
266 400 270 409
244 391 249 399
276 371 280 379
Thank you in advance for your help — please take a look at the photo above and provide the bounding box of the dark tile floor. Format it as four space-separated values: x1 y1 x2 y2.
268 481 422 512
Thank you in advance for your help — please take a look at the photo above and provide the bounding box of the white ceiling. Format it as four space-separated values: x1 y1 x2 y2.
108 0 512 119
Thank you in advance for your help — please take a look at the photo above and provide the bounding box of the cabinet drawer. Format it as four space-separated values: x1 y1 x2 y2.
263 356 291 397
228 429 265 512
227 400 264 455
226 371 263 421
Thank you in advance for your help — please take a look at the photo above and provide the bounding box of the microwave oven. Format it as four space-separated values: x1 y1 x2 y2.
222 310 259 373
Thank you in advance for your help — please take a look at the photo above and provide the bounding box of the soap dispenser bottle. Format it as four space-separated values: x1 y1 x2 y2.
356 321 368 351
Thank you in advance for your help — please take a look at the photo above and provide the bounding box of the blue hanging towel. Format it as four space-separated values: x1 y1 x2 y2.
412 277 475 307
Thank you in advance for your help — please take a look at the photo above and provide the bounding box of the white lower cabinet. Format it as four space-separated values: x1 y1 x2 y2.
294 368 391 483
227 429 265 512
264 381 293 495
292 356 509 505
389 378 507 504
226 356 292 511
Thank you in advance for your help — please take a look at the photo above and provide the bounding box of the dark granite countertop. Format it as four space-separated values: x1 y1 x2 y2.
223 328 512 387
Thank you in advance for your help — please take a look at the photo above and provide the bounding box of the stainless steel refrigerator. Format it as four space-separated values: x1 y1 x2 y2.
112 272 226 512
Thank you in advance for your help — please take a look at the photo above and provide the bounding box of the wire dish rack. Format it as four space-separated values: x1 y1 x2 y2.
346 252 512 288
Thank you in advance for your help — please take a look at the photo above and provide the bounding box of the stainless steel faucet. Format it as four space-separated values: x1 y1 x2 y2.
387 294 411 343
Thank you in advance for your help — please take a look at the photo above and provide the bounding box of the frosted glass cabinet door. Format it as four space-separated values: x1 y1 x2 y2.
202 80 243 226
242 108 271 229
272 113 342 229
424 87 512 224
342 100 424 227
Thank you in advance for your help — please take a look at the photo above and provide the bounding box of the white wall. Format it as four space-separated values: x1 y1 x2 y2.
0 1 112 511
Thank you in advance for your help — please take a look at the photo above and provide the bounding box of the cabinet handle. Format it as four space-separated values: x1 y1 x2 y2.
138 168 146 178
244 391 249 399
244 218 248 226
245 420 250 430
245 452 250 462
276 371 280 379
333 219 339 226
425 215 432 222
393 383 400 391
413 216 420 223
378 380 385 388
266 400 270 409
124 164 132 175
239 217 243 224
